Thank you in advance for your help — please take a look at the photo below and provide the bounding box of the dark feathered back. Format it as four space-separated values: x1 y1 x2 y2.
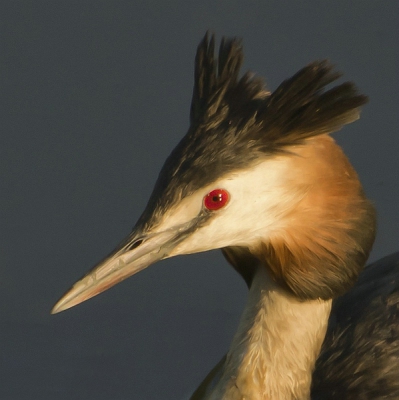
312 252 399 399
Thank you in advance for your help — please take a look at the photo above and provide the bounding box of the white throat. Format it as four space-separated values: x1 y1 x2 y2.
209 265 332 400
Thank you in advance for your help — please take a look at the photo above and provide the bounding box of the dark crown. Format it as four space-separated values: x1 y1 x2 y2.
138 32 368 229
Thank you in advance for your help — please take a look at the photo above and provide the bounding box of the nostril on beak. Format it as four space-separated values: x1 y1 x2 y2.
129 239 143 250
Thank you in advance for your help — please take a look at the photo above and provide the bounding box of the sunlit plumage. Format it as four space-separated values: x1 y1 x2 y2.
52 33 399 399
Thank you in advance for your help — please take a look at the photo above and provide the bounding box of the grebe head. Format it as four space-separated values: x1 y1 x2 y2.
52 33 375 314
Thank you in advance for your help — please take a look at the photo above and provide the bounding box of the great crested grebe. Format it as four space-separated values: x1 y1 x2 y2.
52 33 399 399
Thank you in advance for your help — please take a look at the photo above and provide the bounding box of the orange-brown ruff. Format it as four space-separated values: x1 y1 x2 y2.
260 135 375 301
52 33 398 399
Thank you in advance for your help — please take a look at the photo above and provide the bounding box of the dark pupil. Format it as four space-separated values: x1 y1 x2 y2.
212 195 221 202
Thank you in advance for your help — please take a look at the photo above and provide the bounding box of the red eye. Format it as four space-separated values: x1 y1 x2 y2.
204 189 230 211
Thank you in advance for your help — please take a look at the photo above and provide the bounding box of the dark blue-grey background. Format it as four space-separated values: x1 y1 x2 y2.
1 2 397 399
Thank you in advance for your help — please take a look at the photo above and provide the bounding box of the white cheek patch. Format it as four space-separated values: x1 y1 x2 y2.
166 157 298 256
158 192 205 231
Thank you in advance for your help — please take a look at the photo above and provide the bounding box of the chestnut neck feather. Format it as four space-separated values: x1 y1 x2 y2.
212 136 375 397
225 135 376 300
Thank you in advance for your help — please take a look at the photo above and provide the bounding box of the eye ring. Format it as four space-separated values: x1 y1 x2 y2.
204 189 230 211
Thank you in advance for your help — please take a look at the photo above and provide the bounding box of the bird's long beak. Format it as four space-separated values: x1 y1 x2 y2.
51 212 208 314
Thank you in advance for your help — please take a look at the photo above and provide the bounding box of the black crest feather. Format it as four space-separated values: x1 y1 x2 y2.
190 32 267 131
263 63 368 146
190 32 368 145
